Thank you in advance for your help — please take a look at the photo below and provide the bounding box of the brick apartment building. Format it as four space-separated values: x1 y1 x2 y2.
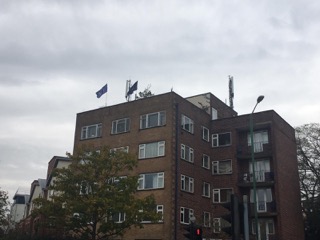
73 91 304 240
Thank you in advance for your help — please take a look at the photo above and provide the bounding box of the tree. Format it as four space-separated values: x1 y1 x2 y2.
135 85 154 99
33 146 161 240
296 123 320 240
0 188 10 237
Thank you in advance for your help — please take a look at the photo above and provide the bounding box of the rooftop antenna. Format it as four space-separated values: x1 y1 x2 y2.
229 75 234 109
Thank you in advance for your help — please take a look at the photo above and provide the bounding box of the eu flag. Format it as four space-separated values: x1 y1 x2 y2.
127 81 138 96
96 84 108 98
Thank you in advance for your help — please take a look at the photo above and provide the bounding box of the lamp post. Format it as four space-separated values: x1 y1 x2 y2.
250 95 264 240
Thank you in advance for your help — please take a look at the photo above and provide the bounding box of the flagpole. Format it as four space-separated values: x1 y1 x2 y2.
105 92 107 106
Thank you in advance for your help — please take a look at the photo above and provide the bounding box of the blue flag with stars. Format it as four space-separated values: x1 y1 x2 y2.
96 84 108 98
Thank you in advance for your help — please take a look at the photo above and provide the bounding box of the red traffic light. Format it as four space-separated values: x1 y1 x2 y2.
195 227 202 235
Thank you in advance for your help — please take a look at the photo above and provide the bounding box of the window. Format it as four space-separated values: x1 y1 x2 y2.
250 188 272 212
213 218 221 233
181 175 194 193
81 123 102 139
140 111 166 129
181 114 194 133
180 207 194 224
248 130 269 152
213 188 233 203
138 172 164 190
202 154 210 169
202 126 209 141
203 212 211 227
212 107 218 120
140 205 164 223
79 181 92 195
111 118 130 134
252 219 275 235
139 141 165 159
112 212 126 223
212 160 232 175
111 146 129 153
202 182 210 198
181 144 194 163
212 132 231 147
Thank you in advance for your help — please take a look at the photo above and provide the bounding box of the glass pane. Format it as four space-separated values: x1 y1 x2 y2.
148 113 159 127
88 126 96 138
145 142 158 158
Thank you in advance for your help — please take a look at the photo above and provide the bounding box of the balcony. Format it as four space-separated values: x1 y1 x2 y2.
250 201 277 217
238 171 275 187
237 141 272 159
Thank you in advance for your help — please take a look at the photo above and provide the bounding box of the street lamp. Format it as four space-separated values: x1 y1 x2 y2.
250 95 264 240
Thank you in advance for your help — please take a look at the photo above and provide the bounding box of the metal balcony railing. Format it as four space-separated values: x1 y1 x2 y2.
239 171 274 184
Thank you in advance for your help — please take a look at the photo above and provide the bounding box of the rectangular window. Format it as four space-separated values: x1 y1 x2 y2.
202 154 210 169
79 181 92 195
140 111 166 129
213 218 221 233
202 126 209 141
139 141 165 159
180 207 194 224
181 114 194 133
213 188 233 203
250 188 272 212
81 123 102 140
181 175 194 193
140 205 164 223
112 212 126 223
212 107 218 120
248 130 269 153
138 172 164 190
111 118 130 134
212 132 231 147
111 146 129 153
212 160 232 175
252 219 275 235
181 144 194 163
202 182 210 198
203 212 211 227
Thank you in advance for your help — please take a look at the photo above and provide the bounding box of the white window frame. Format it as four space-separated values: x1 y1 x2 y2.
139 141 165 159
140 205 164 223
181 114 194 134
111 118 130 134
111 146 129 153
213 188 233 203
213 218 221 233
81 123 102 140
212 132 231 147
181 175 194 193
79 181 92 195
202 126 210 142
250 188 273 213
138 172 164 190
181 144 194 163
202 154 210 169
140 111 166 129
112 212 126 223
252 219 275 235
202 182 210 198
180 207 194 224
212 160 232 175
203 211 211 227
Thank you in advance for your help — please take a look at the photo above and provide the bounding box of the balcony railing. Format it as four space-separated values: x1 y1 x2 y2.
237 141 271 158
239 171 274 185
250 201 277 214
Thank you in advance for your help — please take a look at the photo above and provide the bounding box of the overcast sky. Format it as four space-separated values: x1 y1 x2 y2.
1 0 319 201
